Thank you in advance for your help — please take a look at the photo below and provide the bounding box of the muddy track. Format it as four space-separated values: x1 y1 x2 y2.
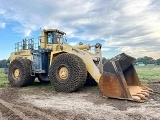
0 99 29 120
0 98 60 120
0 88 59 120
0 83 160 120
0 98 59 120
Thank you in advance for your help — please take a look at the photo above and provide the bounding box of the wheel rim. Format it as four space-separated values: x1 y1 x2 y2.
13 68 20 79
58 66 69 81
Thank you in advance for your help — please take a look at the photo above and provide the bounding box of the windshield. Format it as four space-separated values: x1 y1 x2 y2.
47 32 67 44
56 33 67 44
47 32 57 44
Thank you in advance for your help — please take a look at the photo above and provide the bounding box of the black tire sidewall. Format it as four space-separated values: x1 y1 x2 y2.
8 58 34 87
8 59 24 86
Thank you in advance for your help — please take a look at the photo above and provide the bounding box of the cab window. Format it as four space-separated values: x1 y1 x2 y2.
47 32 58 44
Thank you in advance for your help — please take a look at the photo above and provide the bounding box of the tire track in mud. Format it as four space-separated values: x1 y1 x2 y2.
14 104 58 120
0 99 58 120
0 111 6 120
0 99 29 120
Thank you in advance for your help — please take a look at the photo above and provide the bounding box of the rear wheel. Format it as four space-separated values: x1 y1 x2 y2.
8 58 34 87
49 53 87 92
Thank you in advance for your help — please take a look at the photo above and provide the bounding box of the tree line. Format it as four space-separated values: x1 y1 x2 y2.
102 56 160 65
136 56 160 65
0 59 9 68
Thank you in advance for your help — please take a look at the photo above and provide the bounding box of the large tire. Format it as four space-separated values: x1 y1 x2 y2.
85 73 98 86
49 53 87 92
8 58 34 87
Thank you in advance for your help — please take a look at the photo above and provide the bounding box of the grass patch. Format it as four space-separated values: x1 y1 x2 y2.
135 66 160 83
28 80 55 92
20 81 57 95
0 66 160 89
0 68 9 87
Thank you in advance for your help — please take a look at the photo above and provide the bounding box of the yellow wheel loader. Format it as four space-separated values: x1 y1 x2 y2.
8 29 152 102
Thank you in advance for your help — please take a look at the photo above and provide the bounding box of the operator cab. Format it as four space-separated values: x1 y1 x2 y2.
44 29 66 44
40 29 66 48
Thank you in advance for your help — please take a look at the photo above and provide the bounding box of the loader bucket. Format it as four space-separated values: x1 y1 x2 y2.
99 53 152 102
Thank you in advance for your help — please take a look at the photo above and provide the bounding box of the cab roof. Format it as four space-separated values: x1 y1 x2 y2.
43 29 66 35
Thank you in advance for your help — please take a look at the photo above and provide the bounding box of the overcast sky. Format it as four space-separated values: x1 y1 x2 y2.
1 0 160 59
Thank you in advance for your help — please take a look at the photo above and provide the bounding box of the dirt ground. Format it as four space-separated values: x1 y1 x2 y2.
0 82 160 120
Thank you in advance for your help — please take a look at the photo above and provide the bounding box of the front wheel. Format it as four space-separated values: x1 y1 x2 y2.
49 53 87 92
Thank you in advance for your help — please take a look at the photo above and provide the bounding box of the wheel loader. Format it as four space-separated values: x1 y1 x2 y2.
8 29 152 102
